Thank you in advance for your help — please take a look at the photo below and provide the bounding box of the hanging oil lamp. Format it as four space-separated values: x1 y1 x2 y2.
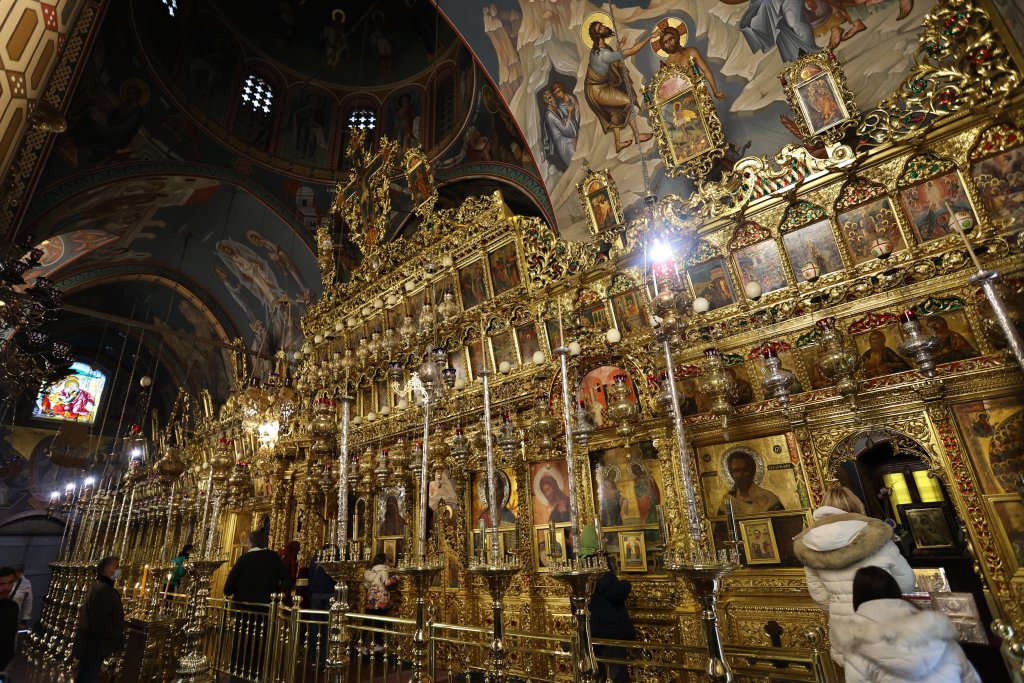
605 374 638 438
896 310 941 377
698 349 735 436
760 348 796 409
528 396 559 450
815 317 861 409
496 414 521 458
571 400 596 448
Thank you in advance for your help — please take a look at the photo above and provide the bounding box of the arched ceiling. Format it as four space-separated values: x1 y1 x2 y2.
15 0 549 411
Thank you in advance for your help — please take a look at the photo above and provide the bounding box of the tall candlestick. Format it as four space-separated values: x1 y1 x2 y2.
595 464 606 529
547 520 556 560
593 516 604 553
337 395 352 560
555 346 582 559
418 394 431 561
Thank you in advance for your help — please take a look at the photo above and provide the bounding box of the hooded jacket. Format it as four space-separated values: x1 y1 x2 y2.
363 563 397 610
843 599 980 683
793 506 916 665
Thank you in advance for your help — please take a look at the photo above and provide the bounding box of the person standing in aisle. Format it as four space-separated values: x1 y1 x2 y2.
72 556 124 683
0 567 20 680
10 565 31 631
223 531 289 683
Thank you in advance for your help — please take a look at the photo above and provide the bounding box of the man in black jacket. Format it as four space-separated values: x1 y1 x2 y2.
0 567 20 678
589 559 635 683
73 556 124 683
223 531 289 682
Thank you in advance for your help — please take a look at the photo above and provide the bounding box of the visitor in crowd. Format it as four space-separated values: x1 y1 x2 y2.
223 531 290 683
72 556 124 683
793 486 915 667
308 544 337 611
0 567 20 680
307 544 337 661
588 557 636 683
843 566 980 682
279 540 301 605
167 544 192 597
10 565 31 630
362 553 397 654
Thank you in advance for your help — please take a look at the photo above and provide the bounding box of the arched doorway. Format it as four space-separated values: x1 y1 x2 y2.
828 429 1008 680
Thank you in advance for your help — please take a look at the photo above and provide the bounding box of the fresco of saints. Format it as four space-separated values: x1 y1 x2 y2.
718 0 819 63
716 450 784 515
652 20 725 100
584 19 653 153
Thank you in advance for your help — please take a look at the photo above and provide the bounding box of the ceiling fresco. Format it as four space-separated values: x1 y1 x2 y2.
16 0 547 409
438 0 939 240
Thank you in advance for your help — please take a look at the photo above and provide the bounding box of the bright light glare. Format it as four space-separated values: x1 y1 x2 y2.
49 491 59 499
64 482 74 490
649 239 673 263
131 448 142 456
84 477 95 486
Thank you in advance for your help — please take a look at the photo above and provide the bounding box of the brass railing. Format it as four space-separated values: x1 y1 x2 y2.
196 598 838 683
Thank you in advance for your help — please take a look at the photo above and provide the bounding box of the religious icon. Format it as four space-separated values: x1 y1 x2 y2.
488 242 521 296
515 322 541 362
733 239 788 295
854 327 912 379
779 51 858 145
898 172 977 243
534 525 567 570
378 491 405 538
951 396 1023 495
646 62 725 179
618 531 647 572
837 197 907 265
590 442 664 532
472 468 518 528
782 220 845 283
971 145 1024 221
902 506 956 549
739 519 780 564
921 312 979 365
578 169 624 238
990 497 1024 570
382 539 398 566
458 260 488 309
686 258 735 310
376 379 389 411
490 331 517 368
468 340 486 379
611 290 649 334
405 150 435 212
716 447 784 516
530 460 572 526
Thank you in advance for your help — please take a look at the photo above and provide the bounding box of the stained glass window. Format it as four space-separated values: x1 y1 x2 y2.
33 362 107 424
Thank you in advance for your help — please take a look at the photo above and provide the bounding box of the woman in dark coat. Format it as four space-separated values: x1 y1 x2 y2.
589 564 635 683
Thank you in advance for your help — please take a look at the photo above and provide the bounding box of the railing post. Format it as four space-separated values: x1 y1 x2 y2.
266 593 282 682
806 627 837 683
286 596 303 683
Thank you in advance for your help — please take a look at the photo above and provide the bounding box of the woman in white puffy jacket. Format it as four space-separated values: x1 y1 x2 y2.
843 566 980 682
793 486 916 666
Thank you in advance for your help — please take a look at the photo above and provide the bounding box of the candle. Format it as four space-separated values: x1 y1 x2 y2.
594 515 604 553
726 499 739 544
547 520 556 560
944 200 983 271
478 519 486 559
595 465 606 530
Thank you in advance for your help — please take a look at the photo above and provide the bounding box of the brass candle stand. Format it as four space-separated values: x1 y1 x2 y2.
665 547 737 683
396 559 443 683
548 555 607 683
467 558 520 682
318 556 368 683
170 555 226 683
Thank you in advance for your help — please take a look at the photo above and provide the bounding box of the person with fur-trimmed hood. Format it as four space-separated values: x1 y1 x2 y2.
793 486 916 666
844 566 980 682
